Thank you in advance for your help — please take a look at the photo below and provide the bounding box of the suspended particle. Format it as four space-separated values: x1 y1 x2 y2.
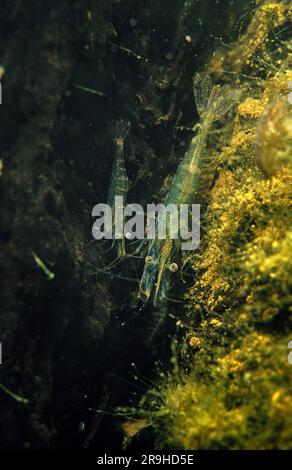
130 18 137 28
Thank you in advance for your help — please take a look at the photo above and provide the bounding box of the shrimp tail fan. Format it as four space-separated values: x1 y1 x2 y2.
111 119 131 142
193 73 234 121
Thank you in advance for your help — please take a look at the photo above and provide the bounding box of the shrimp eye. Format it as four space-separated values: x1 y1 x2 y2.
169 262 178 273
145 255 153 265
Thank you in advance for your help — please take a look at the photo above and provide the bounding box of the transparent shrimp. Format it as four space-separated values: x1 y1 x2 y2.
107 119 131 258
138 74 234 307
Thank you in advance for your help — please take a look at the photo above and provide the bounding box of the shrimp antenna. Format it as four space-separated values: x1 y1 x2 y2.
120 302 147 327
89 266 139 283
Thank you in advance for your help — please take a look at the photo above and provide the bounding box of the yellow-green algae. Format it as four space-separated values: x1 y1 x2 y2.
122 0 292 450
